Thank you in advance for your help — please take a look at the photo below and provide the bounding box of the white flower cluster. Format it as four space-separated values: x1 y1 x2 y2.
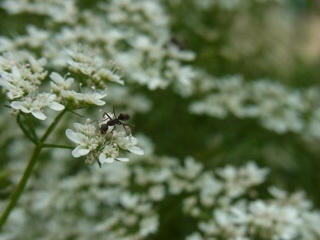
1 0 78 24
65 45 125 88
98 0 197 95
49 71 108 108
0 50 113 120
1 152 320 240
0 0 197 97
177 161 320 240
190 75 320 139
0 53 65 120
66 117 143 166
166 0 285 11
185 186 320 240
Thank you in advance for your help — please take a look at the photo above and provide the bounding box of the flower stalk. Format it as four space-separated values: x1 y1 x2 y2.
0 109 67 230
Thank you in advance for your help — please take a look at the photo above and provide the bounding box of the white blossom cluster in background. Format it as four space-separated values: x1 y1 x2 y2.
166 0 285 10
183 163 320 240
1 148 320 239
0 50 112 119
190 74 320 140
0 53 64 120
0 0 197 97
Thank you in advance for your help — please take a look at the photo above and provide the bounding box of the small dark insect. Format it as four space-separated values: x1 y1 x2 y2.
170 36 185 50
99 106 134 134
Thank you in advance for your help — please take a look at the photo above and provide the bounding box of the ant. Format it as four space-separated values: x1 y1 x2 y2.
99 106 134 134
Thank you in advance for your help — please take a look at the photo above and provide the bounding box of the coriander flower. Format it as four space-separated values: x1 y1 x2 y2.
66 124 99 157
50 72 74 91
55 89 107 108
66 120 144 166
80 92 107 106
98 144 129 164
0 66 38 100
10 93 65 120
113 133 144 155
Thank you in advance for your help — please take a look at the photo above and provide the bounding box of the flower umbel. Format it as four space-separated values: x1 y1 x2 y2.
10 93 65 120
66 116 143 166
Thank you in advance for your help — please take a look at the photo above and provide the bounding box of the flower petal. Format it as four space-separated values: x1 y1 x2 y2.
31 109 47 120
50 72 63 84
99 153 114 164
128 146 144 155
49 101 65 111
72 145 90 157
66 129 83 144
116 157 129 162
10 101 30 113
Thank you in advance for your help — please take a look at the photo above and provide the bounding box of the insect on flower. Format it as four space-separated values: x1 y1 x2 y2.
99 106 134 134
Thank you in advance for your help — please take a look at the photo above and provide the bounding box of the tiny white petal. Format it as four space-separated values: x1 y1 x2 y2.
72 145 90 157
99 154 114 163
50 72 63 83
128 146 144 155
66 129 84 144
49 102 65 111
10 101 30 112
31 110 46 120
116 157 129 162
12 66 21 78
73 123 86 131
94 99 105 106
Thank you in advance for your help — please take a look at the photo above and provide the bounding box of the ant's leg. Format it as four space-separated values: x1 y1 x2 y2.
122 125 129 132
89 119 98 124
112 105 117 119
103 112 113 121
123 123 135 128
122 123 135 132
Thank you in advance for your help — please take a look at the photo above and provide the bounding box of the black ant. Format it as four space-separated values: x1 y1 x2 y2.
99 106 134 134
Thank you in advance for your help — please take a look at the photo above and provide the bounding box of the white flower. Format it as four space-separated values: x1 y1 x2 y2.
0 75 24 99
66 124 99 157
66 129 91 157
148 185 165 201
44 94 65 111
120 192 140 209
81 92 107 106
11 98 46 120
60 89 83 101
139 215 159 237
95 67 124 85
10 93 65 120
50 72 74 90
114 134 144 155
98 145 129 164
0 66 37 99
66 121 143 166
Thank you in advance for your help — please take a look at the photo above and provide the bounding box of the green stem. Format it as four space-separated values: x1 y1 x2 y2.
0 144 42 229
23 115 39 142
41 109 67 142
0 109 67 230
42 143 74 149
17 115 37 144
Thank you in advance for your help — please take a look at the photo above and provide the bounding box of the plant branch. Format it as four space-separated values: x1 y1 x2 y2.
40 109 67 142
42 143 74 149
22 115 39 142
0 109 67 230
17 114 37 144
0 144 42 229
